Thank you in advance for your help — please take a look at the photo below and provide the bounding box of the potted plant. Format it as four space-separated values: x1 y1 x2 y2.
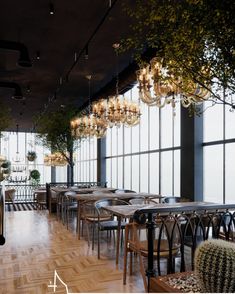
29 169 40 185
27 151 37 161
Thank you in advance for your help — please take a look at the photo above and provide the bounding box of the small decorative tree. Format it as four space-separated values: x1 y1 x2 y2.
29 169 40 185
35 105 79 186
121 0 235 111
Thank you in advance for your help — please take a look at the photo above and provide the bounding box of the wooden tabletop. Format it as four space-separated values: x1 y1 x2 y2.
69 192 161 202
102 201 227 218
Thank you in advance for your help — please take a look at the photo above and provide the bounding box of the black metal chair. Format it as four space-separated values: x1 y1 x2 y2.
93 198 130 259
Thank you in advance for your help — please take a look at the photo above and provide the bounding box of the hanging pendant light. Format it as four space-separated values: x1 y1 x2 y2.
12 124 23 163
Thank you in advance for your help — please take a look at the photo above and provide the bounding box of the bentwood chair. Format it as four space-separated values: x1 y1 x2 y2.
94 198 130 258
5 189 16 203
123 214 181 292
63 191 78 230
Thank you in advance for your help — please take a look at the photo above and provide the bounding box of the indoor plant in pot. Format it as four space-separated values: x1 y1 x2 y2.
29 169 40 185
27 151 37 162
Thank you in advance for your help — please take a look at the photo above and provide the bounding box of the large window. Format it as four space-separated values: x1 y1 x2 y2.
74 137 97 182
203 99 235 204
0 132 51 184
105 84 181 195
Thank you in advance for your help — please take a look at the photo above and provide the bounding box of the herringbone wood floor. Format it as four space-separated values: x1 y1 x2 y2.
0 211 144 294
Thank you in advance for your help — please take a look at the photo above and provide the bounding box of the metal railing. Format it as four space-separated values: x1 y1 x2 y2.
133 203 235 292
3 184 45 202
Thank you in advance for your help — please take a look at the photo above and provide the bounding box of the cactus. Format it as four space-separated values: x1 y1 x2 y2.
195 239 235 293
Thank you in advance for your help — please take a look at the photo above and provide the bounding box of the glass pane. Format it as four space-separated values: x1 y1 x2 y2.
106 158 111 188
106 128 112 156
111 127 117 156
93 160 97 182
149 152 159 194
174 150 180 196
203 100 223 142
117 157 123 189
225 143 235 203
132 155 139 192
131 123 139 153
140 102 148 152
140 154 148 192
117 126 123 155
225 105 235 139
111 157 117 188
161 151 173 195
203 145 223 203
161 106 173 148
124 125 131 154
124 155 131 190
174 102 181 147
149 106 159 150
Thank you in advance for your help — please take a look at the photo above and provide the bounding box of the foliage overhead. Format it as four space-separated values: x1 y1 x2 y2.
0 102 12 132
121 0 235 108
35 106 79 165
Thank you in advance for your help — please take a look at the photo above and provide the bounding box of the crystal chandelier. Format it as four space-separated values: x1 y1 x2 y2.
70 76 108 139
92 95 140 128
136 57 210 108
44 152 67 166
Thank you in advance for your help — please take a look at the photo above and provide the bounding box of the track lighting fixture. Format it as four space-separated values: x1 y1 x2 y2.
49 2 54 15
36 51 40 60
85 45 89 60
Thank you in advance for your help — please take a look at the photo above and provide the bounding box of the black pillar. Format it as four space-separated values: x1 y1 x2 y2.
51 166 56 183
181 107 203 201
97 137 106 187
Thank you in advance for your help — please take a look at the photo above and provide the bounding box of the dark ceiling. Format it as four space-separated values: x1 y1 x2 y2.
0 0 137 132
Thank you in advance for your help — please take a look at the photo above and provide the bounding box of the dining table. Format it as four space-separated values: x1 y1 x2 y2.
68 192 163 241
102 201 218 265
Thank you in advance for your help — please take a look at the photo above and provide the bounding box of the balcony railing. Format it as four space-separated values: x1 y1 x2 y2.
134 203 235 292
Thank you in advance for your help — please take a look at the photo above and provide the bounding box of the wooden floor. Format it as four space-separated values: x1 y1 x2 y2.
0 210 144 294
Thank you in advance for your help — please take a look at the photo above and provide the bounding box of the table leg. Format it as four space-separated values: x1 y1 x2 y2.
116 216 121 265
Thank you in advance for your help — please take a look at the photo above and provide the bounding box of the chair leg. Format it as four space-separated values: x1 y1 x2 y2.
92 223 95 250
138 253 148 292
98 227 100 259
123 226 129 285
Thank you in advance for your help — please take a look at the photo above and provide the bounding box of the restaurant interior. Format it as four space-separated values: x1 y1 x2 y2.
0 0 235 293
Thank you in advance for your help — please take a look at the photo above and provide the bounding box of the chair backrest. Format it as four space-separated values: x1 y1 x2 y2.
129 197 145 205
162 196 181 204
114 189 136 194
92 190 111 195
5 189 16 202
95 198 129 209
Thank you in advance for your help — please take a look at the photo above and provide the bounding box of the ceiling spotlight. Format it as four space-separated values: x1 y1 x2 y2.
26 84 31 93
36 51 40 60
85 45 88 60
49 2 54 15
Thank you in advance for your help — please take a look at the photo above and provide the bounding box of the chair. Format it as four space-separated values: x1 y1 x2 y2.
123 214 181 291
63 191 78 229
36 191 47 210
95 198 130 258
129 197 158 205
114 189 136 194
5 189 16 203
162 196 181 204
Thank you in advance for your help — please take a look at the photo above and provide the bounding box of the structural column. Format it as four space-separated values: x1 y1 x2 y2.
180 107 203 201
97 137 106 186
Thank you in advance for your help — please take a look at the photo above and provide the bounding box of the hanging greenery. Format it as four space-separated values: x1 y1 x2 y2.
121 0 235 109
0 102 12 133
27 151 37 161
